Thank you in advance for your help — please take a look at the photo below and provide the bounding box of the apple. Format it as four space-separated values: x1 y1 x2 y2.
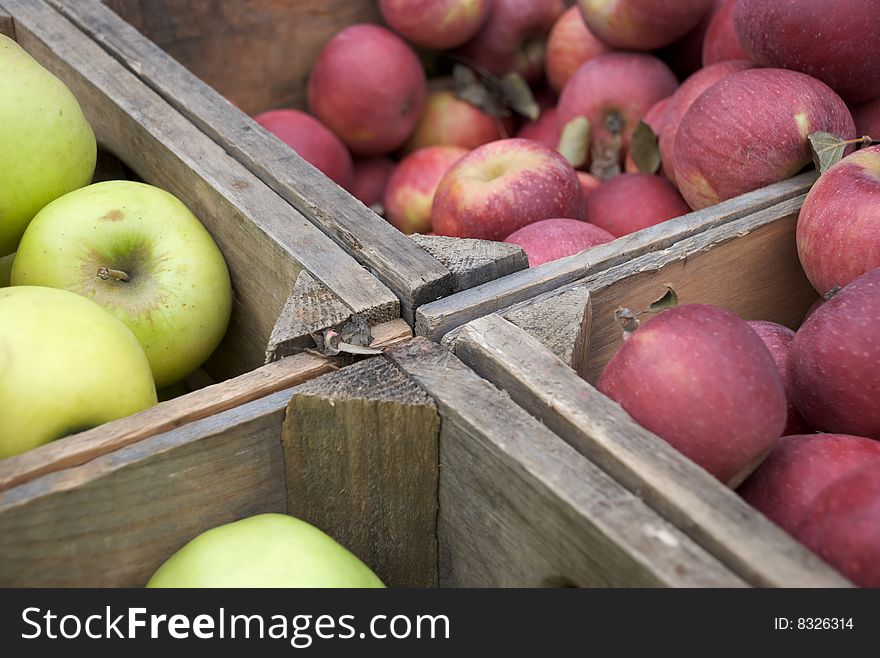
735 0 880 103
702 0 751 66
0 286 156 459
658 0 723 78
0 34 96 257
598 304 787 484
659 59 756 185
578 0 713 50
0 252 13 287
12 181 233 388
803 296 824 321
585 173 690 237
557 53 678 162
739 434 880 536
405 86 504 152
545 5 611 93
796 146 880 296
383 146 468 235
789 268 880 439
851 96 880 138
516 106 560 149
254 109 353 191
674 68 855 210
746 321 810 436
147 513 384 588
350 157 396 208
504 218 614 267
432 138 584 240
624 96 672 175
797 464 880 587
456 0 565 83
308 24 426 156
578 171 601 203
378 0 491 50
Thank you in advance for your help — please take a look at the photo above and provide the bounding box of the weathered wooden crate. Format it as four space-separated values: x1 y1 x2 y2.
443 195 852 587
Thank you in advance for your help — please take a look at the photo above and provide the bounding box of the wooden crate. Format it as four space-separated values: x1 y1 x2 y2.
0 2 408 492
443 195 852 587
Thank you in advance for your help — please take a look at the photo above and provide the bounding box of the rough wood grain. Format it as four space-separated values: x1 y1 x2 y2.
453 314 849 587
52 0 452 323
0 319 411 492
415 172 818 339
283 357 440 588
0 10 13 37
387 338 744 588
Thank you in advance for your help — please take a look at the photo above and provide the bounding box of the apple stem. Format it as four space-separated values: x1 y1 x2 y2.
97 266 130 283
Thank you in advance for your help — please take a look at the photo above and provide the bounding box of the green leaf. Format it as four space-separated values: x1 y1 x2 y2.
557 117 591 168
808 132 849 174
500 72 540 121
629 120 661 174
648 285 679 313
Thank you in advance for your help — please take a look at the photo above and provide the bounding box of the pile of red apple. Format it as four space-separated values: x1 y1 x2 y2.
253 0 878 268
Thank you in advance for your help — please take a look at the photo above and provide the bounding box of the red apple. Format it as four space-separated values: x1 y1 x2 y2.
405 87 505 152
378 0 491 50
308 24 427 156
578 171 601 203
504 217 614 267
702 0 751 66
803 297 824 321
851 96 880 138
350 158 396 207
674 68 855 210
659 59 756 185
578 0 713 50
457 0 565 83
658 0 723 79
557 53 678 162
789 268 880 439
384 146 468 235
739 434 880 536
624 96 672 175
599 304 787 484
585 173 689 237
545 5 611 93
254 109 354 190
516 106 560 149
746 321 810 436
432 138 584 240
735 0 880 103
796 146 880 296
797 464 880 587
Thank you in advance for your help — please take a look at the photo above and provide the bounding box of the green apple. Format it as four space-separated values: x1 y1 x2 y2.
0 252 12 287
12 180 233 388
147 513 385 588
0 286 157 459
0 34 96 256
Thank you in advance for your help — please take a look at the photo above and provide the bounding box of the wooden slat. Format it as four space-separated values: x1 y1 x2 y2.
452 314 850 587
0 9 13 37
387 338 745 588
410 234 528 294
283 358 439 588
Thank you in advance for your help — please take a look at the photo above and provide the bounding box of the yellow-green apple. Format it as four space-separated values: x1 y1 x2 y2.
851 96 880 137
308 24 426 156
746 320 810 436
147 513 384 588
657 0 722 78
12 181 233 388
624 96 672 174
378 0 491 50
796 146 880 296
585 173 689 237
796 464 880 587
384 145 468 234
735 0 880 103
598 304 787 484
516 106 560 148
0 34 96 257
659 59 756 185
578 0 713 50
789 268 880 438
432 138 584 240
702 0 751 66
254 109 353 190
405 86 505 152
504 217 613 266
545 5 611 93
674 68 855 210
457 0 565 83
0 286 156 459
351 157 396 207
0 252 12 287
739 434 880 536
557 53 678 162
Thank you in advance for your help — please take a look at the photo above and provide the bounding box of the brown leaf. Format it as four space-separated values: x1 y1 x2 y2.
557 117 591 168
500 72 540 121
453 64 509 118
589 135 622 181
629 120 661 174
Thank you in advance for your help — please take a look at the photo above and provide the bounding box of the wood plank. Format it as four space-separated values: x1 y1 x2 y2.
387 338 745 588
415 172 818 339
0 319 412 492
0 9 13 37
452 314 850 587
410 234 528 293
283 357 440 588
51 0 452 323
